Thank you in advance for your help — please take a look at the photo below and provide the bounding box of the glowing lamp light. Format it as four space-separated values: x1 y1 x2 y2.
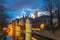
3 28 10 33
53 24 58 27
40 24 45 29
32 37 37 40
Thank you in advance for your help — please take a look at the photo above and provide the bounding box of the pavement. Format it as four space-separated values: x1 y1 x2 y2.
35 29 60 40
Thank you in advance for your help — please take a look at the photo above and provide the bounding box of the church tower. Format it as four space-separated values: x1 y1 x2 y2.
35 11 38 18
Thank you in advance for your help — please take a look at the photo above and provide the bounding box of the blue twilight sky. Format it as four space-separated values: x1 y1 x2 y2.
1 0 59 20
4 0 44 10
2 0 47 20
4 0 44 19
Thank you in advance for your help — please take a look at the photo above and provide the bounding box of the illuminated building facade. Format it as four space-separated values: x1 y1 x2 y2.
25 18 32 40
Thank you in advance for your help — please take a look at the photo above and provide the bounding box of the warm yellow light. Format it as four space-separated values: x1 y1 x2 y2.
40 24 45 29
3 28 7 31
8 23 14 38
32 37 37 40
3 28 10 32
32 28 40 31
3 28 8 32
53 24 58 27
15 26 21 36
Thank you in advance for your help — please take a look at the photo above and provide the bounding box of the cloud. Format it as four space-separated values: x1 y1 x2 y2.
29 13 35 18
26 8 32 12
22 11 26 14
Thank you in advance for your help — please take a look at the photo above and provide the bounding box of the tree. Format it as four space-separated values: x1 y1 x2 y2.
42 0 57 34
0 5 10 29
54 0 60 29
0 0 10 40
0 0 9 29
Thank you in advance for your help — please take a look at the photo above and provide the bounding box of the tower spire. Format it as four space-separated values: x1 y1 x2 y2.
35 10 38 18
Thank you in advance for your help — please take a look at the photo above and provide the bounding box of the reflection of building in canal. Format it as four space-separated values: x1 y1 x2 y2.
14 17 32 40
11 16 32 40
7 21 14 38
5 17 25 40
14 17 25 40
25 18 32 40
